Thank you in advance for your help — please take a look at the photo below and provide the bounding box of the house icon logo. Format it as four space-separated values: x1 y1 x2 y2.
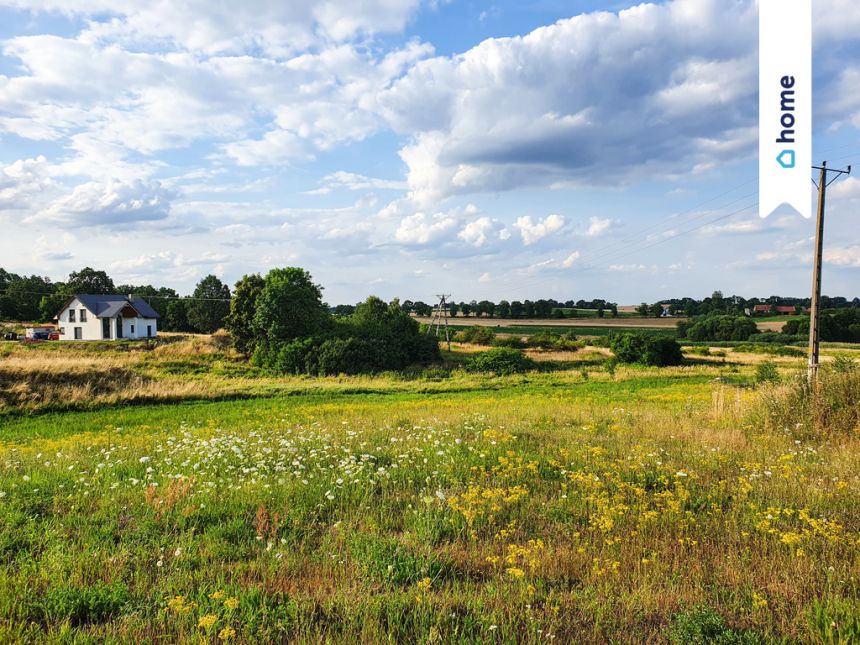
776 149 795 169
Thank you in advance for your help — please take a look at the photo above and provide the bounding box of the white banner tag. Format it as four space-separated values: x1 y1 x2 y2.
759 0 811 218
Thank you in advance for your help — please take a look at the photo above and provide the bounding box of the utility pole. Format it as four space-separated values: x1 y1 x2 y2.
808 161 851 379
426 294 452 350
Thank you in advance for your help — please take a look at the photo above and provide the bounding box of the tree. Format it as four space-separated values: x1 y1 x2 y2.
523 300 535 318
67 267 115 294
636 302 649 317
597 307 605 318
496 300 511 318
5 275 54 321
253 267 330 342
225 273 265 354
510 301 523 318
448 302 460 317
476 300 495 317
460 302 471 317
333 304 356 316
163 299 193 332
187 275 231 333
610 303 618 318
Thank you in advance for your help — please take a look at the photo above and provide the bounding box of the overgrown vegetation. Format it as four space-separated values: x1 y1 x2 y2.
465 346 536 375
0 337 858 642
609 331 683 366
677 315 759 342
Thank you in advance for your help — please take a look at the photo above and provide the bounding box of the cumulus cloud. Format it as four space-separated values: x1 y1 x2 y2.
514 214 565 245
584 217 615 237
394 212 457 245
31 179 173 227
458 217 495 247
378 0 766 205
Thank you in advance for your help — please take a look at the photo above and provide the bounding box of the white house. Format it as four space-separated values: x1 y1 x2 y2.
56 294 159 341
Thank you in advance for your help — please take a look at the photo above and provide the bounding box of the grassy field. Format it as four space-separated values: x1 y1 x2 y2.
0 337 859 643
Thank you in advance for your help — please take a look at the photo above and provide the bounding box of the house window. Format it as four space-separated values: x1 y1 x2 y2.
102 318 111 339
69 309 76 322
74 327 82 340
80 309 87 322
131 324 135 334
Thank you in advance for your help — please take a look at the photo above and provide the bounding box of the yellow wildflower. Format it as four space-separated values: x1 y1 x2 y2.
218 626 236 640
209 590 226 600
416 577 432 592
198 614 218 629
224 597 240 610
506 567 525 578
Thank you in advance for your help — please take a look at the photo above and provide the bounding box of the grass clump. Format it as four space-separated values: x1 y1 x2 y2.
754 366 860 436
669 606 762 645
465 347 537 375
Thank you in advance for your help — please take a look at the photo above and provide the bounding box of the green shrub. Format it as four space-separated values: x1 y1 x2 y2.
492 335 527 349
609 332 683 366
456 326 496 345
755 360 779 385
807 599 860 644
669 606 762 644
466 347 536 375
32 582 130 626
526 330 581 350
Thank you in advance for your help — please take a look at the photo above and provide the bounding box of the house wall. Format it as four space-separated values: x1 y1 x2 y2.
57 298 104 341
120 317 157 339
57 299 158 341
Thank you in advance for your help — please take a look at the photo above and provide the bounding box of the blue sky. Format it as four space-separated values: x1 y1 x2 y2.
1 0 859 305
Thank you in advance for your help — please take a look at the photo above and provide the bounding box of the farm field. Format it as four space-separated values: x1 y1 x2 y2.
0 337 859 642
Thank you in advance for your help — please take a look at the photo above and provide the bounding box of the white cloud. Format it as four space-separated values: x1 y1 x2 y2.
30 179 173 227
478 271 491 283
562 251 581 268
307 171 406 195
584 216 614 237
458 217 495 247
514 214 565 246
825 245 860 267
394 212 456 245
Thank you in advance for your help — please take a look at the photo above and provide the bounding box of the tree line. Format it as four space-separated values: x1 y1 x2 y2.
394 298 619 319
0 266 231 333
637 291 860 318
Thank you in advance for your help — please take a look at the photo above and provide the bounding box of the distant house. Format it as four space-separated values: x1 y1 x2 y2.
55 294 159 341
774 306 797 315
753 304 773 313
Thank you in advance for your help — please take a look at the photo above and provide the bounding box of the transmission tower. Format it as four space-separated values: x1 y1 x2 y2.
427 294 452 350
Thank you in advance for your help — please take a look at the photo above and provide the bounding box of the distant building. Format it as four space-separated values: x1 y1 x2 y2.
55 294 159 341
24 325 55 339
753 304 773 313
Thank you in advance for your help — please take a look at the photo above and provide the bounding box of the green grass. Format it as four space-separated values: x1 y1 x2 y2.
0 338 858 642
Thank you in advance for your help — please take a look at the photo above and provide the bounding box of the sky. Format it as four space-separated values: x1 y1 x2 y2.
1 0 860 305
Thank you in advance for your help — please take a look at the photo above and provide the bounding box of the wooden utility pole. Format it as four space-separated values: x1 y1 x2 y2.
427 294 452 350
808 161 851 379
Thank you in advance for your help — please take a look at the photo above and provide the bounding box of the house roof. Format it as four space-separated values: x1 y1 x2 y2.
58 294 160 319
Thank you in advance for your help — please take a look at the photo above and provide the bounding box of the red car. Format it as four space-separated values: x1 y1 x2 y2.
47 331 60 340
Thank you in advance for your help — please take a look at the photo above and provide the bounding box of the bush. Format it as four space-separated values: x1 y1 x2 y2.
492 335 527 349
609 332 683 366
466 347 536 375
669 606 763 645
755 360 779 384
32 582 130 626
526 330 581 350
456 326 496 345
